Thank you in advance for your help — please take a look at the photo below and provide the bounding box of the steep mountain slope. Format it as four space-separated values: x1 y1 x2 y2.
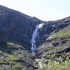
0 5 70 70
0 5 42 51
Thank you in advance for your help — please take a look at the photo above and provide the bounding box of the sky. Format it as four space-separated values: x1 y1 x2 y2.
0 0 70 21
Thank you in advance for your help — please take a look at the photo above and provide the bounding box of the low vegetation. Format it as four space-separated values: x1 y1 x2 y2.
39 58 70 70
53 26 70 39
54 31 70 38
38 26 70 70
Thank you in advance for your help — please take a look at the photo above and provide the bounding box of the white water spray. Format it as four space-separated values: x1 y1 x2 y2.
35 59 43 68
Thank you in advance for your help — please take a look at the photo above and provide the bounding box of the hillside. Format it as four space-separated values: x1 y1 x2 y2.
37 25 70 70
0 5 70 70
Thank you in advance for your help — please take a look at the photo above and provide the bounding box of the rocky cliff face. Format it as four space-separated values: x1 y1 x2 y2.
0 5 70 70
0 5 43 51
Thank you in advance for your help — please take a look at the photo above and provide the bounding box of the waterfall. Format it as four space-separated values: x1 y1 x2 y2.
31 23 44 56
31 25 39 56
31 23 44 68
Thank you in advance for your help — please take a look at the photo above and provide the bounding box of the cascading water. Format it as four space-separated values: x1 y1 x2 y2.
31 23 44 68
31 23 44 56
31 25 39 56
